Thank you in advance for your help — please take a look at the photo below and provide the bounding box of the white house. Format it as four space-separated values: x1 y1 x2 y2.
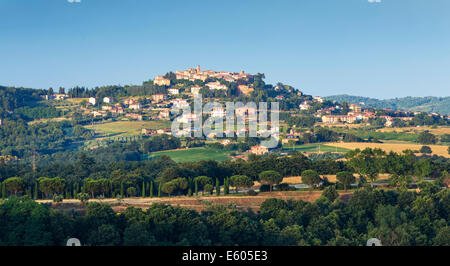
88 97 96 105
313 96 324 103
206 81 227 90
129 103 142 110
103 97 112 103
168 88 180 95
171 99 189 108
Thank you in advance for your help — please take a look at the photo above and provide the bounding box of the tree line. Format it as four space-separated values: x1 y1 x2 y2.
0 183 448 246
1 148 448 201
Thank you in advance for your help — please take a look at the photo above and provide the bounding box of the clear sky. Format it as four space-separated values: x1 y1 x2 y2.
1 0 449 98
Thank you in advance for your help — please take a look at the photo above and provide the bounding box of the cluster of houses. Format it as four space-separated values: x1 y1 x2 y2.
93 97 142 118
320 104 417 126
298 96 325 110
42 94 68 101
175 65 252 83
152 66 255 96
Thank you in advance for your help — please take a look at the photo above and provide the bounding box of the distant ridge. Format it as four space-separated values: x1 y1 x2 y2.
324 94 450 115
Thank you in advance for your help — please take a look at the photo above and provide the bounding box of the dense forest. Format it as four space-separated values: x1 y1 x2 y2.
325 94 450 115
0 184 448 246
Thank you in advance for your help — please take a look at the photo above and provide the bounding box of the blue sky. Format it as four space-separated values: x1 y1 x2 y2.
1 0 449 98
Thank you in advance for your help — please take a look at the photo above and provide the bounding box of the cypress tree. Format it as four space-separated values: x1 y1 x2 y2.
194 180 198 196
150 181 154 198
224 178 229 195
142 181 145 197
158 183 161 197
216 178 220 196
34 182 38 200
120 182 124 197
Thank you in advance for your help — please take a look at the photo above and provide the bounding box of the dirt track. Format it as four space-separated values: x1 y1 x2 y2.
40 191 354 214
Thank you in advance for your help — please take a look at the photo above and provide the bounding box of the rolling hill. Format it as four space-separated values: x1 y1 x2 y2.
324 95 450 115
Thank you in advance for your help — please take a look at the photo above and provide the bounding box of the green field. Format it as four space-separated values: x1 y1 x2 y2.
330 128 419 142
282 144 350 153
85 120 171 138
148 147 234 162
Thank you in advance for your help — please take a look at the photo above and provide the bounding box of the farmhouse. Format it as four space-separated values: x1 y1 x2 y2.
250 145 271 155
142 128 157 136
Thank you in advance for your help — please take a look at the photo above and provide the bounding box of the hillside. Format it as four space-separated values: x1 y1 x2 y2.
324 94 450 115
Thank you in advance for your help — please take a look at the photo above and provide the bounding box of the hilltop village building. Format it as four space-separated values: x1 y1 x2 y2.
152 94 166 103
154 76 171 86
175 65 252 82
190 86 202 95
168 88 180 95
206 81 228 90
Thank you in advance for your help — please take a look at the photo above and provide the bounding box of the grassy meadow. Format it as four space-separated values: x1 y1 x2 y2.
282 144 350 153
147 147 234 162
84 120 171 138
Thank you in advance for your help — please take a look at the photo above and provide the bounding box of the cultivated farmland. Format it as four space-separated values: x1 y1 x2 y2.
327 142 450 158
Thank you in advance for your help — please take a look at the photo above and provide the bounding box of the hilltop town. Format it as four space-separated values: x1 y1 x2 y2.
0 66 449 248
